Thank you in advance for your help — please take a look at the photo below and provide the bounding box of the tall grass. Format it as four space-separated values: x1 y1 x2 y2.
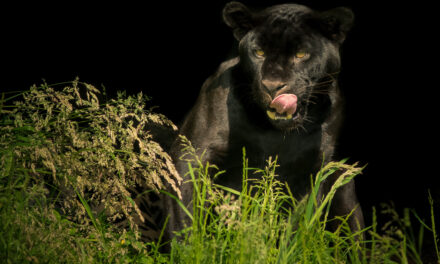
168 138 363 263
165 137 439 263
1 82 438 263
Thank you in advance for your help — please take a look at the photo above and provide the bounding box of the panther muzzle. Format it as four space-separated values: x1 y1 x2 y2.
266 93 298 120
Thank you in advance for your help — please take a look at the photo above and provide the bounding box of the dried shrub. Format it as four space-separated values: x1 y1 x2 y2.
0 80 181 235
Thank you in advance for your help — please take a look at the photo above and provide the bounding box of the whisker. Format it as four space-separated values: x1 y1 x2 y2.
305 98 317 105
298 123 308 133
294 78 336 94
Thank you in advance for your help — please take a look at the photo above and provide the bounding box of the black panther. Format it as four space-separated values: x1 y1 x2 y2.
162 1 364 243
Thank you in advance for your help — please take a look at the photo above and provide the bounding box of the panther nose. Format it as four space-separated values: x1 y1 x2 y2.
262 79 287 93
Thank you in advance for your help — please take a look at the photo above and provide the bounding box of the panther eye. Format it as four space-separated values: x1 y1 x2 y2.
295 51 308 59
254 49 265 58
293 51 310 64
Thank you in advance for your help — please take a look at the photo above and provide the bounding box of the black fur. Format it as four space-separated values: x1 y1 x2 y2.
162 2 364 244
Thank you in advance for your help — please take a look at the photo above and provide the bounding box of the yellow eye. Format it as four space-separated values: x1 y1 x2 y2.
255 49 265 58
295 51 307 58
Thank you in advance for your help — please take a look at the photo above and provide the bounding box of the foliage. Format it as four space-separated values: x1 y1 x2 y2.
0 81 181 239
0 83 438 263
167 137 439 263
168 137 365 263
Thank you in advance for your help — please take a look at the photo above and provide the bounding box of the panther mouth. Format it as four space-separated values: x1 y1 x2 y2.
266 109 300 120
266 93 299 121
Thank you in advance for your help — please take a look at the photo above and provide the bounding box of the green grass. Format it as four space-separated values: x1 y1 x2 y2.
168 143 362 263
166 138 439 263
1 82 438 263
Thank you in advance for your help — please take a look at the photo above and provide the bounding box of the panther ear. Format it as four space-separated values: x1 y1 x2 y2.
314 7 354 44
223 2 255 41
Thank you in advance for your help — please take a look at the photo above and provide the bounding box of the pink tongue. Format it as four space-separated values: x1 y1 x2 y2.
270 94 298 115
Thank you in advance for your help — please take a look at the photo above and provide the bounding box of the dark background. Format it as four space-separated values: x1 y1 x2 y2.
2 1 438 225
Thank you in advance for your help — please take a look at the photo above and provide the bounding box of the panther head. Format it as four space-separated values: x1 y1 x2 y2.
223 2 354 131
